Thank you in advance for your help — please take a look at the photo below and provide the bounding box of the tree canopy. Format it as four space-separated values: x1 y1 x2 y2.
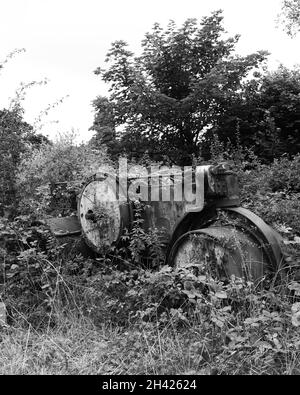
91 11 268 164
210 65 300 162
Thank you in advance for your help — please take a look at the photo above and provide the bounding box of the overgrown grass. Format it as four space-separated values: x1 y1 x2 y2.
1 289 300 375
1 259 300 375
0 317 207 375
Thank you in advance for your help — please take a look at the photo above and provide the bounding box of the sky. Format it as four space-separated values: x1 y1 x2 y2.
1 0 300 143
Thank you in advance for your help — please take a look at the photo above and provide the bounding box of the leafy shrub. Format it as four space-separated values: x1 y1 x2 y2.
3 240 300 375
0 215 56 326
258 154 300 193
0 214 95 328
120 202 166 269
75 262 300 374
208 139 300 237
16 131 112 217
232 155 300 236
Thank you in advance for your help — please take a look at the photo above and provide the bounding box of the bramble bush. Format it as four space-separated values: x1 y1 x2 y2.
238 156 300 236
16 131 112 217
67 263 300 374
208 135 300 236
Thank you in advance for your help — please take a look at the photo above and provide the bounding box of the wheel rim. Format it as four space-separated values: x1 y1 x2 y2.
170 226 269 283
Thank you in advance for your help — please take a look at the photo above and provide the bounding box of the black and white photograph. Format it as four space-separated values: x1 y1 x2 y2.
0 0 300 377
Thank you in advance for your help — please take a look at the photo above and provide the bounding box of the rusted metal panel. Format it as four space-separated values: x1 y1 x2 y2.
46 216 81 237
77 164 242 254
225 207 284 270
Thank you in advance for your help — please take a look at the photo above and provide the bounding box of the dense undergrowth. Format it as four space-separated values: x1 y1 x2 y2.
1 146 300 375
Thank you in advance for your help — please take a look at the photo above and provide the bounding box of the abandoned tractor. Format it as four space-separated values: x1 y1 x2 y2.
47 163 284 283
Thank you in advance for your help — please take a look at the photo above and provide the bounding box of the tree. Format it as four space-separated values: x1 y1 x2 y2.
91 11 268 165
88 96 120 158
0 107 49 211
0 49 50 214
278 0 300 36
212 65 300 162
0 108 33 210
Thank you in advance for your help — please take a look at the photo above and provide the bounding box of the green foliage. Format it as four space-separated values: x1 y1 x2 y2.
0 108 33 212
0 50 50 214
278 0 300 36
0 110 48 213
16 132 111 217
257 154 300 193
72 263 300 374
121 202 166 269
254 66 300 159
231 154 300 235
91 12 300 164
207 65 300 162
0 213 97 328
0 215 58 326
88 97 120 159
91 11 268 164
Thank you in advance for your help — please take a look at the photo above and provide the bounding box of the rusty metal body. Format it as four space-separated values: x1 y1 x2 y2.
48 163 284 281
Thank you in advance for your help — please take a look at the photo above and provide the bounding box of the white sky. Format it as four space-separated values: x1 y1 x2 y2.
1 0 300 142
